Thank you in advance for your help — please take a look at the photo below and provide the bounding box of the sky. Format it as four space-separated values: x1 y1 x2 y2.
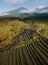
0 0 48 13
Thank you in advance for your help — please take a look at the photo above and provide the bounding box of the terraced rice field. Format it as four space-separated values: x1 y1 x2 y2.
0 29 48 65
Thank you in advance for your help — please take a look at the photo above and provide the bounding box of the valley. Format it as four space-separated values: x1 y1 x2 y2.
0 19 48 65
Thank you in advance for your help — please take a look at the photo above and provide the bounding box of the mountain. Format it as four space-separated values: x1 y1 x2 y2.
7 7 28 14
0 7 29 18
0 6 48 19
29 6 48 17
36 6 48 13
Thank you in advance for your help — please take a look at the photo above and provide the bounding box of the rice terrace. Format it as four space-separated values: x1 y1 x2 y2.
0 0 48 65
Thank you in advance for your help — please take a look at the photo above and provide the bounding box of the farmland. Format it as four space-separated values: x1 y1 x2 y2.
0 20 48 65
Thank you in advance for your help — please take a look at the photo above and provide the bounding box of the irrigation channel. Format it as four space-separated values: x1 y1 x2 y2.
0 29 48 65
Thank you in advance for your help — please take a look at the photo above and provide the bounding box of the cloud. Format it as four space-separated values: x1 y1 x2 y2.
0 13 9 16
4 0 26 4
36 5 48 13
41 10 48 13
37 5 46 9
20 9 36 13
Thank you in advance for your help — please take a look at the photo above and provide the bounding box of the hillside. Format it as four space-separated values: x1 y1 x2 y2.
0 20 48 65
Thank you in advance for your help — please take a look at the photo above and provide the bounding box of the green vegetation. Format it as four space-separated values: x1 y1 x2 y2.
0 19 48 65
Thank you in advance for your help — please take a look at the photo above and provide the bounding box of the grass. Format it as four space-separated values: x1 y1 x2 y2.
0 19 48 65
0 20 34 48
0 20 48 48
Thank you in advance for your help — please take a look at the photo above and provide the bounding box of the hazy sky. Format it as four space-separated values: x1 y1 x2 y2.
0 0 48 13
